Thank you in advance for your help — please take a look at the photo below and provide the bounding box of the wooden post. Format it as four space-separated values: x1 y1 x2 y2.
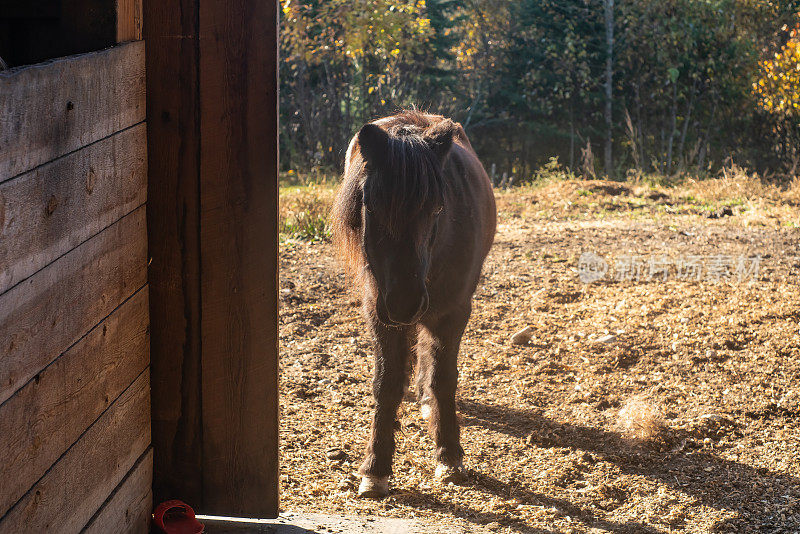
116 0 143 42
144 0 279 517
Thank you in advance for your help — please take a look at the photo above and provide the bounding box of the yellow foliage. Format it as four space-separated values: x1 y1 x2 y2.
281 0 433 65
754 25 800 117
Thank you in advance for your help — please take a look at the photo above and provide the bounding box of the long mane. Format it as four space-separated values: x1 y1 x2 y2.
331 110 458 280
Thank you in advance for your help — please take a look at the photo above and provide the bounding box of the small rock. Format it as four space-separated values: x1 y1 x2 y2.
335 373 349 383
337 474 357 490
292 386 318 399
333 396 355 407
699 413 733 426
326 448 348 462
595 334 617 344
511 326 534 345
706 206 734 219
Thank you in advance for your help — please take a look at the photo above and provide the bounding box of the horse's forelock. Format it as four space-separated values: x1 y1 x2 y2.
364 133 445 238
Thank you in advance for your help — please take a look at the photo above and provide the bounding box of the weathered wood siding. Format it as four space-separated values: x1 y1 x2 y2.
0 34 150 534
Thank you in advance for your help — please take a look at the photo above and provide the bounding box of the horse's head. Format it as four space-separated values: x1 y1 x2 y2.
356 121 454 325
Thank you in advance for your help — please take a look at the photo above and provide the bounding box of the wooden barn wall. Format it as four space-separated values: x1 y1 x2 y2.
0 23 151 534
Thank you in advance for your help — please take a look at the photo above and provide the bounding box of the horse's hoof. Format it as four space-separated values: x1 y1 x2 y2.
419 395 432 421
434 463 467 484
358 475 389 498
420 403 432 421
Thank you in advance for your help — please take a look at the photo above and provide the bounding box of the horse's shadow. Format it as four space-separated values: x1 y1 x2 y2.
395 472 664 534
441 398 800 533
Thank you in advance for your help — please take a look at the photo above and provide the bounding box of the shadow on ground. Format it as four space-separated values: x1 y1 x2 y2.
451 398 799 532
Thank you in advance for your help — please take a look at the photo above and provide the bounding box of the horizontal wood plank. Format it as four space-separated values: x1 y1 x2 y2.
0 207 147 405
0 372 151 533
82 448 153 534
0 288 149 517
0 40 145 181
0 123 147 294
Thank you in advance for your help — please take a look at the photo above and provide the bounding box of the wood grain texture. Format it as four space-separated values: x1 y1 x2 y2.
0 123 147 294
143 0 204 505
0 40 145 181
0 288 149 517
0 207 147 405
82 448 153 534
145 0 279 514
116 0 143 42
198 0 279 516
0 372 151 534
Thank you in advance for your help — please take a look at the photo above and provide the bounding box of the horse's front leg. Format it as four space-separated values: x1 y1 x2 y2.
358 317 411 498
419 304 471 483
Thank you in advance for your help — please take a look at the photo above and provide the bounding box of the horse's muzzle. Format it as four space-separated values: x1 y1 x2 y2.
379 289 429 325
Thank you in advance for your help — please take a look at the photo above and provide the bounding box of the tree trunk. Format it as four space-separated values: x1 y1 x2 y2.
603 0 614 177
676 82 696 173
634 80 646 172
569 101 575 171
666 82 678 175
345 84 352 140
697 99 718 173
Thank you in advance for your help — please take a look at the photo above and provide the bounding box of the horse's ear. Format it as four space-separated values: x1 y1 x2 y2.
424 119 455 163
357 123 390 165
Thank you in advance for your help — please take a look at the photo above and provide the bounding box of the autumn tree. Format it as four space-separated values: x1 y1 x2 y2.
280 0 800 178
280 0 436 173
754 21 800 173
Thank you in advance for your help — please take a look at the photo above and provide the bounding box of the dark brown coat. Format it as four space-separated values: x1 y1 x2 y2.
331 110 496 487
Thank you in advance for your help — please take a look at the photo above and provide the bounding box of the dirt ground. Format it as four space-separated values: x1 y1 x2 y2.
279 177 800 533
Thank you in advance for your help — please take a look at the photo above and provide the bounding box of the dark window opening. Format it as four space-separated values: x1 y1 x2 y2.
0 0 118 69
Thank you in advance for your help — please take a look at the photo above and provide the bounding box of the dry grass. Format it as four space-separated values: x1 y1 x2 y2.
493 167 800 230
279 182 336 241
685 166 782 202
616 395 668 444
784 176 800 205
278 167 800 243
